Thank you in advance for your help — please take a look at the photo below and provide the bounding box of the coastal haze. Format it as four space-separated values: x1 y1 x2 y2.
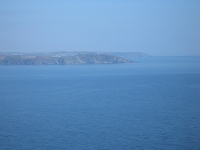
0 1 200 56
1 1 200 150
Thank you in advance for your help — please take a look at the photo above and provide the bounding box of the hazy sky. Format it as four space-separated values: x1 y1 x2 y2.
0 0 199 56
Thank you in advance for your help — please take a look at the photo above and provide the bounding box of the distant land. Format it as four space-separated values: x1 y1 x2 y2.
0 51 149 65
0 51 131 65
104 52 150 58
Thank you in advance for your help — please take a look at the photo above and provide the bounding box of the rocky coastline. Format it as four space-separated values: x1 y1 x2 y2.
0 52 133 65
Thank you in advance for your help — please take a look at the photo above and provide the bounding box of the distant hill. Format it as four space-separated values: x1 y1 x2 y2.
103 52 150 59
0 52 133 65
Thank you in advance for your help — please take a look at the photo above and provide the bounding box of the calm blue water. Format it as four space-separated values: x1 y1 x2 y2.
0 56 200 150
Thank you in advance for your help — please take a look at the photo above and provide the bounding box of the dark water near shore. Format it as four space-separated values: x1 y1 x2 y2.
0 56 200 149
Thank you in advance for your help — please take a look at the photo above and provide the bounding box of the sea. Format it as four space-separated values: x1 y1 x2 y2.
0 56 200 150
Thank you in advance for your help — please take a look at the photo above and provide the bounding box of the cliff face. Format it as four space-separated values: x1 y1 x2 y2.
0 54 133 65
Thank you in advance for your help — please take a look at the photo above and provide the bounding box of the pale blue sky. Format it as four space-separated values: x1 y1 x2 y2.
0 0 199 56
